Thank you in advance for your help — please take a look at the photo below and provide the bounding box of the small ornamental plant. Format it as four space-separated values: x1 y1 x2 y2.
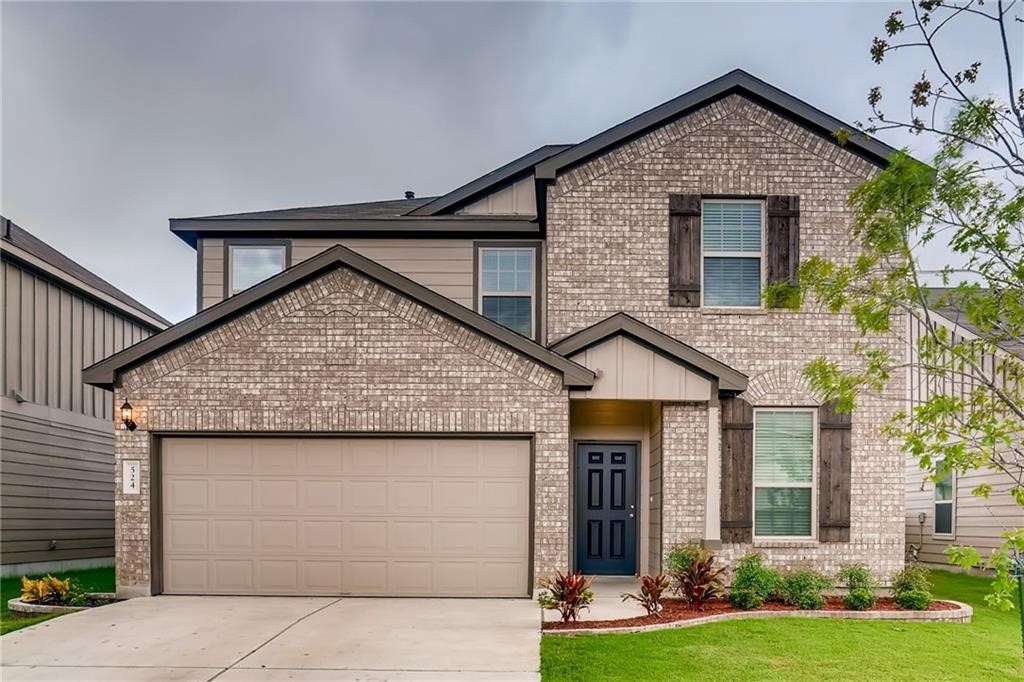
20 575 85 606
537 571 594 622
780 569 833 610
838 564 878 611
677 552 726 610
728 553 782 610
621 573 671 617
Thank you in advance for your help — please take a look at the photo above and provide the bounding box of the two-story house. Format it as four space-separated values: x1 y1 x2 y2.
1 217 169 575
84 70 906 599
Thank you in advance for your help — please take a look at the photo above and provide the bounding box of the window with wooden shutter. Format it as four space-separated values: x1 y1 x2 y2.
668 194 701 307
818 400 852 542
720 397 754 542
765 195 800 308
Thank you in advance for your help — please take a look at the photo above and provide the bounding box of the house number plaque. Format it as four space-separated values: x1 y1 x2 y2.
123 460 140 495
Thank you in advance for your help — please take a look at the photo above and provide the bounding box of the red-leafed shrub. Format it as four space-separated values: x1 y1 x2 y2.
537 571 594 622
621 573 671 617
678 554 726 610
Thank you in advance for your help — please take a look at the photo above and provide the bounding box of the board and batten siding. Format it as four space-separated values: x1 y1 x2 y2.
200 238 475 311
1 257 157 569
904 314 1024 568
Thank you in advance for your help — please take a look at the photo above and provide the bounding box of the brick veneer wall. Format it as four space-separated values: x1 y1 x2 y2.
113 267 570 596
547 94 905 579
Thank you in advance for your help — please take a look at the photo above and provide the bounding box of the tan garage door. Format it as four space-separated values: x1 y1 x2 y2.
161 437 530 597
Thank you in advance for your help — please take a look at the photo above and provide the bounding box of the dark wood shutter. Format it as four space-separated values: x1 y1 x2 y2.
765 195 800 305
818 400 852 542
720 397 754 542
668 194 701 307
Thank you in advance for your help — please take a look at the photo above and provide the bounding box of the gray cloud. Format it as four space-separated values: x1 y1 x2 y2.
2 1 1011 322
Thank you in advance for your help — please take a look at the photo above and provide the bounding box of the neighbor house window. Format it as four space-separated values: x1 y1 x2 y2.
478 246 535 337
228 244 287 295
753 409 816 538
934 465 955 536
702 200 763 307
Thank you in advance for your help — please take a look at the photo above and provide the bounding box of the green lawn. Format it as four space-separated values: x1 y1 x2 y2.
542 571 1024 681
0 566 115 636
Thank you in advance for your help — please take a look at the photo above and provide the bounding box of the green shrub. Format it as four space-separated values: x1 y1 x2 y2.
837 564 877 591
895 588 933 610
727 588 764 610
843 587 876 611
780 569 833 610
730 552 782 602
666 542 708 580
891 565 932 595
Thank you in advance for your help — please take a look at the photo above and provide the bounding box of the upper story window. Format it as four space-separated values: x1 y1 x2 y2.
934 464 955 536
753 408 816 539
477 246 535 338
228 243 287 295
702 201 763 307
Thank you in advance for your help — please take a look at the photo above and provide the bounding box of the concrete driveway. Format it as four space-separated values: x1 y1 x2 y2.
0 596 540 681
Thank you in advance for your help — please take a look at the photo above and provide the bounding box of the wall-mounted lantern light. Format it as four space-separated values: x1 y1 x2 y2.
121 400 137 431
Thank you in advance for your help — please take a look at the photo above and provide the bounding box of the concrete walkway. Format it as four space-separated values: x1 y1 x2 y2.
0 595 540 681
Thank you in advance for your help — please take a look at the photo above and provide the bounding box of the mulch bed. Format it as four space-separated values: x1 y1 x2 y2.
542 597 960 631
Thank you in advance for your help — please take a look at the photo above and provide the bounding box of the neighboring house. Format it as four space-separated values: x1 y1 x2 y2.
905 289 1024 568
84 69 908 599
0 218 170 575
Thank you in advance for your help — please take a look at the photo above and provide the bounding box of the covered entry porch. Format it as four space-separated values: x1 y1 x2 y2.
552 313 748 576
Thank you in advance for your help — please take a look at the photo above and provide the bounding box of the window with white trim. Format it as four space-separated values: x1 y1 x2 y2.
934 464 955 536
229 244 287 295
702 200 763 307
753 408 816 538
478 247 535 337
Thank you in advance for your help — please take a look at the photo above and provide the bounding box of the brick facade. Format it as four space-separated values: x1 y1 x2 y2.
113 267 570 596
546 94 904 579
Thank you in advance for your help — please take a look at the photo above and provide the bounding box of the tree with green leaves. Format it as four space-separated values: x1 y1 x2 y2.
783 0 1024 611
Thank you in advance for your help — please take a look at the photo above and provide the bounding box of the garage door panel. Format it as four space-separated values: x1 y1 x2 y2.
388 480 433 514
345 480 387 514
163 437 530 597
210 440 253 474
212 480 253 512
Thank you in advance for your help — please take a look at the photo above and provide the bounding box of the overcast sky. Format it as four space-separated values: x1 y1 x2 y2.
2 1 1011 323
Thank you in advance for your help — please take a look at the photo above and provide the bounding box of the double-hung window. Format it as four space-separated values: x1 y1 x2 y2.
753 409 816 538
934 464 955 536
478 246 535 338
228 243 287 295
702 201 763 307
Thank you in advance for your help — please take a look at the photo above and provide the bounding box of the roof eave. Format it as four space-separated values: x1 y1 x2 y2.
169 217 542 249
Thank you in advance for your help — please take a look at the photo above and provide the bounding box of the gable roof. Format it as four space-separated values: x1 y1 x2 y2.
407 144 572 216
83 243 595 391
535 69 898 180
1 216 170 330
549 312 748 392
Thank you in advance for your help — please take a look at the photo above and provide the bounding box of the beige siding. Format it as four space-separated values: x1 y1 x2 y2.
568 336 713 401
0 399 115 566
457 177 536 216
905 314 1024 567
1 259 154 421
200 238 475 311
648 404 663 574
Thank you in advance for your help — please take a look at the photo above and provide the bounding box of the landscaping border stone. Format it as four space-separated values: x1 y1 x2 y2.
7 593 117 615
542 600 973 636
